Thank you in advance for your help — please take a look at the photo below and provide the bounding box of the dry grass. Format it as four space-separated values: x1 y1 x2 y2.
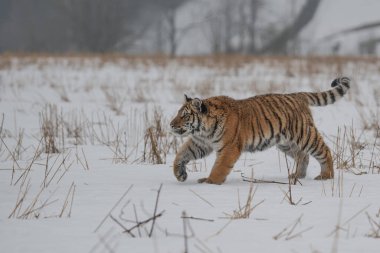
224 182 264 219
40 104 62 153
273 214 313 240
332 125 366 171
102 87 126 115
142 107 179 164
365 211 380 238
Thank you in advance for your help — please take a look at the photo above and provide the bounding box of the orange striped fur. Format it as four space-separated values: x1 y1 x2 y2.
170 77 351 184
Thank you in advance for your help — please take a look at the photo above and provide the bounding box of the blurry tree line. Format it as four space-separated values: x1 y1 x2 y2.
0 0 323 55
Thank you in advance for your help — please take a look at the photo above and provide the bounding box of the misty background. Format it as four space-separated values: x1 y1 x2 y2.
0 0 380 56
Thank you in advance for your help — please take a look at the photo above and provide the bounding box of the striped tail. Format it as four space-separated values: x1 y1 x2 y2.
299 77 351 106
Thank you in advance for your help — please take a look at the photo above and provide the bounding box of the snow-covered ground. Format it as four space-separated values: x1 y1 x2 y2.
0 55 379 253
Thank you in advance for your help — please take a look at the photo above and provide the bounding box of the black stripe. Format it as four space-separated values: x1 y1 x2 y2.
296 120 304 144
314 148 324 158
195 114 201 131
285 96 298 110
279 97 297 138
342 82 349 88
305 93 317 105
188 147 196 159
328 90 336 104
301 128 312 151
213 133 224 144
322 92 328 105
252 102 265 142
199 148 206 158
307 131 319 153
257 100 274 140
336 86 344 96
193 142 206 158
313 94 321 106
309 135 321 155
272 97 286 126
264 98 283 134
316 151 328 162
209 118 219 138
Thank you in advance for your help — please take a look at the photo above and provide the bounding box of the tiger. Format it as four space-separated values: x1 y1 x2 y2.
170 77 351 184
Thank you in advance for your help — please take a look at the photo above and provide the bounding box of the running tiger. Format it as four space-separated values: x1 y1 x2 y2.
170 77 351 184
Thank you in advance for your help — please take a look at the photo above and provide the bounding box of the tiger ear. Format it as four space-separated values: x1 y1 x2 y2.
191 98 207 114
184 94 192 102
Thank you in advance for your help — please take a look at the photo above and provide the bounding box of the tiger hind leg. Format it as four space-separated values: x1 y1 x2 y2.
299 127 334 180
277 142 309 179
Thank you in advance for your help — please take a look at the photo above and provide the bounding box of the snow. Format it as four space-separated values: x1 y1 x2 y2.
0 55 380 253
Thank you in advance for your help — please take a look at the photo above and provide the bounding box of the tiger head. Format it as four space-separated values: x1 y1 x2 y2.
170 95 208 137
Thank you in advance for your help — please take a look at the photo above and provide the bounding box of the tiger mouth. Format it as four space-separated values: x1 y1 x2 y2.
171 128 189 136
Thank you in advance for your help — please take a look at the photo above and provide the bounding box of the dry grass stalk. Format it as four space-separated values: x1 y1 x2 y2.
189 189 214 208
44 150 73 188
94 184 134 233
144 126 163 164
332 125 366 172
368 128 380 174
9 179 59 219
365 212 380 238
359 108 380 136
142 107 179 164
8 180 31 218
55 85 70 102
327 204 371 237
14 137 43 187
4 129 26 161
273 214 313 240
149 183 163 237
40 104 61 153
182 211 189 253
0 136 24 185
59 182 76 217
107 185 165 238
102 87 125 115
241 172 287 185
206 220 233 241
76 147 90 170
180 215 214 222
224 183 264 219
280 155 302 205
111 211 165 238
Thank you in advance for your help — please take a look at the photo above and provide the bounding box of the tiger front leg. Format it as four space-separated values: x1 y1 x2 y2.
198 146 241 185
173 138 212 182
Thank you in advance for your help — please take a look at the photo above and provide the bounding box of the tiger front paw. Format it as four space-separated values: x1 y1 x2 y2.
175 170 188 182
197 177 223 185
174 162 188 182
314 174 334 180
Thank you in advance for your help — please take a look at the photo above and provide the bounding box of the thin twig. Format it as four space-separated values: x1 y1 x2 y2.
149 183 163 237
133 204 142 237
94 184 134 233
241 175 288 185
59 182 75 217
14 137 43 186
181 216 214 222
182 211 189 253
109 215 135 237
189 189 214 208
327 203 371 237
82 148 90 170
206 220 233 241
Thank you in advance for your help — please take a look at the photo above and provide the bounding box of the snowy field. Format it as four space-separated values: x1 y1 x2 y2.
0 55 379 253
